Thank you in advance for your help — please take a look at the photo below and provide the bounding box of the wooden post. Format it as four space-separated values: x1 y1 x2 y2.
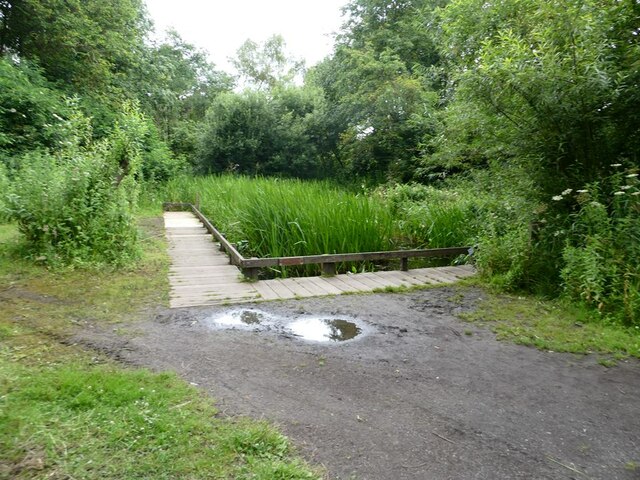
401 257 409 271
322 262 336 276
195 193 201 211
242 267 260 281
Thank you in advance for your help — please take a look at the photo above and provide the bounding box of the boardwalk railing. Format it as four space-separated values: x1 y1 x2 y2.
163 202 473 279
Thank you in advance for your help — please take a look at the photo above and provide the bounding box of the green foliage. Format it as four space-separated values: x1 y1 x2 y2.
163 176 396 267
3 104 151 266
435 0 640 190
377 183 478 247
314 0 443 182
1 0 150 101
5 150 138 266
0 362 319 479
560 167 640 325
0 57 70 156
0 218 319 479
139 120 188 183
459 292 640 359
232 35 304 91
132 31 233 157
0 162 9 222
197 87 329 178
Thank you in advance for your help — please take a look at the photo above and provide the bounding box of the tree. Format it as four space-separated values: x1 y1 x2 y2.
0 57 77 164
131 31 233 158
231 35 304 91
434 0 640 191
197 86 327 178
0 0 150 96
312 0 443 181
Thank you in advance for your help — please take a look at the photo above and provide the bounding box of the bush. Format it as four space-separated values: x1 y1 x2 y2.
3 104 149 267
0 57 71 157
140 120 189 183
5 150 139 266
0 162 9 222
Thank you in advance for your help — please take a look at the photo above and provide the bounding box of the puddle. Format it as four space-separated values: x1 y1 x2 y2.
209 309 276 330
289 318 362 342
206 309 367 343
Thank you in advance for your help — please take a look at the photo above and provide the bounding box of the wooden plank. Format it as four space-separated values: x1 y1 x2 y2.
168 258 231 267
260 279 297 299
240 246 471 269
402 270 442 285
369 272 409 288
384 271 425 287
251 281 281 301
320 275 367 293
277 279 316 298
335 274 375 292
170 279 256 290
417 268 459 283
163 210 476 309
439 266 475 279
291 276 339 296
343 273 386 290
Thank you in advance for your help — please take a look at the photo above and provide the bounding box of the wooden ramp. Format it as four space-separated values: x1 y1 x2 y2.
165 211 475 308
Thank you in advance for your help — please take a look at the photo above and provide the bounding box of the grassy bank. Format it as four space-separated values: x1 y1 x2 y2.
457 289 640 365
0 220 320 480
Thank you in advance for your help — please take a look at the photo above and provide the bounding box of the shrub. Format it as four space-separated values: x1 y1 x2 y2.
4 104 149 267
5 149 139 266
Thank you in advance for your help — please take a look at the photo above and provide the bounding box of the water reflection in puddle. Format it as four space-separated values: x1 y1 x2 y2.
289 318 361 342
211 309 275 329
206 309 366 343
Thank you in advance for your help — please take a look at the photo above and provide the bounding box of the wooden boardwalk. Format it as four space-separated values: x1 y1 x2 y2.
165 211 476 308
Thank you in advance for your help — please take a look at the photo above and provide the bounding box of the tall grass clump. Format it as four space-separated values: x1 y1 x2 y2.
163 176 395 262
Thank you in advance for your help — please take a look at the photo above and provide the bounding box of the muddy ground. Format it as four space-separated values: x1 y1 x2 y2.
75 288 640 480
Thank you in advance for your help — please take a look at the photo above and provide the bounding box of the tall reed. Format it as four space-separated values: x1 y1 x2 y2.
162 175 395 259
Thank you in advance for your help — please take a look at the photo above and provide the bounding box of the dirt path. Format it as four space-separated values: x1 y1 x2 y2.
77 288 640 480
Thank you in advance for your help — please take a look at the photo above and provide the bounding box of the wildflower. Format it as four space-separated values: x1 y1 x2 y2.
621 185 632 190
632 192 640 196
627 173 638 178
552 195 563 201
614 191 625 196
576 189 588 193
562 188 573 195
611 163 622 167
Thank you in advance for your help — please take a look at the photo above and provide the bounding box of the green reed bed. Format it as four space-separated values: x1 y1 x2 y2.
159 176 478 277
162 175 395 258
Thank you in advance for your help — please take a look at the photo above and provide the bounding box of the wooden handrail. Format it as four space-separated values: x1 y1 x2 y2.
163 202 473 279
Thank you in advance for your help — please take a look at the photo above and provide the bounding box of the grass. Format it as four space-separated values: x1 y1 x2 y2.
459 291 640 362
161 175 395 257
0 219 320 480
155 175 476 277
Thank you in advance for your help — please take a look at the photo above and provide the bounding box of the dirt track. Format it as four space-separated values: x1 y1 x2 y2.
76 287 640 480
